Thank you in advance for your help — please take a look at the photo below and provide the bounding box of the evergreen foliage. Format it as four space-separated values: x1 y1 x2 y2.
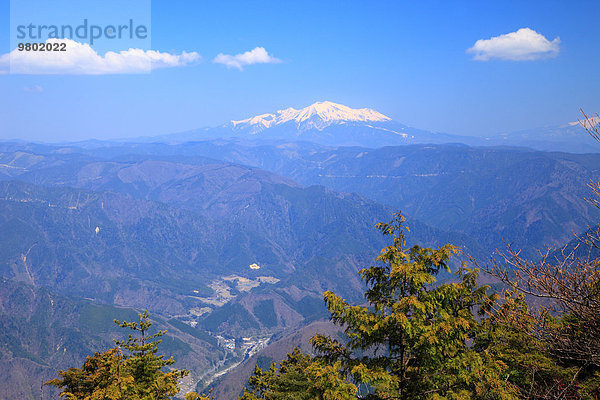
45 310 201 400
310 213 516 399
239 347 356 400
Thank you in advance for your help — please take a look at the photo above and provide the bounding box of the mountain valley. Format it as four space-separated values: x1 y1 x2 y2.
2 102 600 399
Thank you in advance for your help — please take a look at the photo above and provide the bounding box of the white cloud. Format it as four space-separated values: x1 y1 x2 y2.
467 28 560 61
213 47 281 70
0 38 201 75
23 85 43 92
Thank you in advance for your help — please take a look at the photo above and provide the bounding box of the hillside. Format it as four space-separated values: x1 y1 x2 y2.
45 140 600 258
0 279 219 399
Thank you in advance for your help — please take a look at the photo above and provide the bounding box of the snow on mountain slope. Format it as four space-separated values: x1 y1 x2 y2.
231 101 391 133
153 101 485 148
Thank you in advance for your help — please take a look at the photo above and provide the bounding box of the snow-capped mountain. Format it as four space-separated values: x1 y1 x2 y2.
231 101 391 133
155 101 484 148
220 101 482 147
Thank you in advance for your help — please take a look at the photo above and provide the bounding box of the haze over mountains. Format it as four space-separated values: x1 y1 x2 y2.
151 101 600 153
1 101 600 399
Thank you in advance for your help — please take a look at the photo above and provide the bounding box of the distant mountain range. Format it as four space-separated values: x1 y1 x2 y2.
20 139 594 257
2 104 600 399
147 101 600 153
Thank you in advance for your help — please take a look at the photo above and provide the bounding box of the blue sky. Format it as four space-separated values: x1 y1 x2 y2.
0 0 599 141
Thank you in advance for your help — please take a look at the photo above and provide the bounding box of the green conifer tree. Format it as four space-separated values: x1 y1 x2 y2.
46 310 190 400
310 213 517 399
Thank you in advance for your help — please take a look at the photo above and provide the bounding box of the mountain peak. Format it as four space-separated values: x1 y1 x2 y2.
231 101 391 132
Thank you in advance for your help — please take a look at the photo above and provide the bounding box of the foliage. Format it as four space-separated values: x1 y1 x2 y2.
185 389 214 400
239 347 356 400
482 112 600 398
478 291 592 399
46 310 189 400
486 243 600 367
309 213 519 399
45 347 130 400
